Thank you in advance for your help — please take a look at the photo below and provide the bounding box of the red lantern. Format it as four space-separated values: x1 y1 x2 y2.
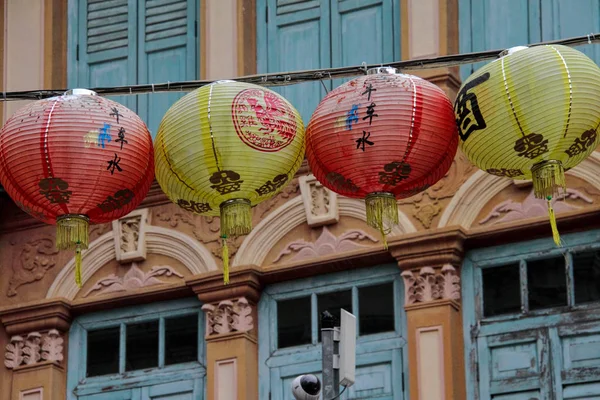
306 67 458 245
0 89 154 285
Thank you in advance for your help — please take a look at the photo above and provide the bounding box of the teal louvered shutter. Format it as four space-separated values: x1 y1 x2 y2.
137 0 198 138
258 0 331 125
330 0 399 87
71 0 138 110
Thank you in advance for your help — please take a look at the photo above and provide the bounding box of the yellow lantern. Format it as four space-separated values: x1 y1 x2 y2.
155 80 305 283
456 45 600 244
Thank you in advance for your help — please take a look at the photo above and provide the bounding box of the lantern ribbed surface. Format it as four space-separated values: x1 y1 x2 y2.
456 44 600 244
0 90 154 285
155 80 305 283
306 69 458 243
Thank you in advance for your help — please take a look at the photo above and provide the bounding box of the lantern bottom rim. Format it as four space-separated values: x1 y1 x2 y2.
219 198 252 238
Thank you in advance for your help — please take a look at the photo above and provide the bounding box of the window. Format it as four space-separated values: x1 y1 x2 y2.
480 251 600 318
463 230 600 400
259 265 406 400
68 298 205 399
68 0 199 137
276 282 395 349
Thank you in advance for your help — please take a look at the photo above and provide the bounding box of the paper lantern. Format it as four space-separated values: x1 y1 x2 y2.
0 89 155 285
456 45 600 244
306 67 459 245
155 80 305 283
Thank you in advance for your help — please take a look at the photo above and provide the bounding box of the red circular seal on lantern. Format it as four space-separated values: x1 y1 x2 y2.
232 88 297 152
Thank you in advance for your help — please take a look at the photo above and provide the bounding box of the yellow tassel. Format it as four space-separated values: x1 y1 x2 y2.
222 235 230 285
220 199 252 237
531 160 566 200
547 197 562 247
56 215 89 286
75 245 82 288
365 192 398 250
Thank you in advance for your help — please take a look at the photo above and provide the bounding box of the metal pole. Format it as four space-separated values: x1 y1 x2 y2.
321 311 340 399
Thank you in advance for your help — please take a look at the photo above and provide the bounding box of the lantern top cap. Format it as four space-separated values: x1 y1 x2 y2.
64 88 97 96
367 66 398 75
498 46 529 58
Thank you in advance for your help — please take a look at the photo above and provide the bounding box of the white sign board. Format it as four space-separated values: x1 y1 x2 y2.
339 308 356 387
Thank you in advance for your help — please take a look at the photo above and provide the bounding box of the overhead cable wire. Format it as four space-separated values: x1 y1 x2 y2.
1 33 600 101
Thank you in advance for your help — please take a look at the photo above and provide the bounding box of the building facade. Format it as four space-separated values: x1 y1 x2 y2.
1 1 600 399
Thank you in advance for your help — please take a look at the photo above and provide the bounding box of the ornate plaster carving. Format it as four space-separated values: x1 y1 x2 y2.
398 151 477 229
4 330 64 369
46 225 217 300
234 196 416 267
7 237 59 297
299 174 339 227
154 178 300 262
272 226 378 263
201 297 254 336
439 152 600 228
83 263 184 297
112 208 150 263
479 187 593 226
401 264 460 305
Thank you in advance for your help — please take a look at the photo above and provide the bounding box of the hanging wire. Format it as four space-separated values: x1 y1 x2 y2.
1 33 600 102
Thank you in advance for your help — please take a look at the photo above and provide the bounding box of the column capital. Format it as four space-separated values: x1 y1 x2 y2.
388 226 466 271
402 264 461 307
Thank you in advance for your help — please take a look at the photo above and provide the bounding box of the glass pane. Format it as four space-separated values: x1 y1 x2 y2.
359 282 394 335
528 256 567 310
87 326 120 377
573 251 600 304
318 290 352 341
125 321 159 371
165 314 199 365
482 263 521 317
277 296 311 348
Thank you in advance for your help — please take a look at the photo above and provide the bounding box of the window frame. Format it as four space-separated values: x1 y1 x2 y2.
462 229 600 400
261 263 405 356
67 298 206 398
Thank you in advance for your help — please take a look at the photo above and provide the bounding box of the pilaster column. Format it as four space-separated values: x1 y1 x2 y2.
390 228 466 400
401 0 461 99
0 300 71 400
189 268 262 400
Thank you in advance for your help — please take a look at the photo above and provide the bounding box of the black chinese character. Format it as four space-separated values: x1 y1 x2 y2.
109 107 123 124
378 161 411 185
326 171 360 193
514 133 549 159
38 178 72 204
107 153 123 174
361 83 377 101
255 174 288 196
177 199 212 214
115 127 128 150
362 102 378 125
210 170 243 194
355 131 374 151
454 72 490 141
97 189 135 213
487 168 523 178
565 128 598 157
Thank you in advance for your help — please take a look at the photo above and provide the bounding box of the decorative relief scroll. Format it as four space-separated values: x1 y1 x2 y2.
202 297 254 336
4 329 64 369
83 263 184 298
112 208 150 263
7 237 59 297
273 226 378 263
299 174 339 227
401 264 461 305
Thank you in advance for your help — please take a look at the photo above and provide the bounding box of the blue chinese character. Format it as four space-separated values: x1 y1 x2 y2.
98 123 112 148
346 104 359 130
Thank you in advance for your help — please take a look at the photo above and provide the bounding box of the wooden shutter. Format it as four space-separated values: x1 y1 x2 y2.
70 0 137 110
258 0 331 124
137 0 198 138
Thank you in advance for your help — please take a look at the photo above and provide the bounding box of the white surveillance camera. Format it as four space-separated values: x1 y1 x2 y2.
291 374 321 400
